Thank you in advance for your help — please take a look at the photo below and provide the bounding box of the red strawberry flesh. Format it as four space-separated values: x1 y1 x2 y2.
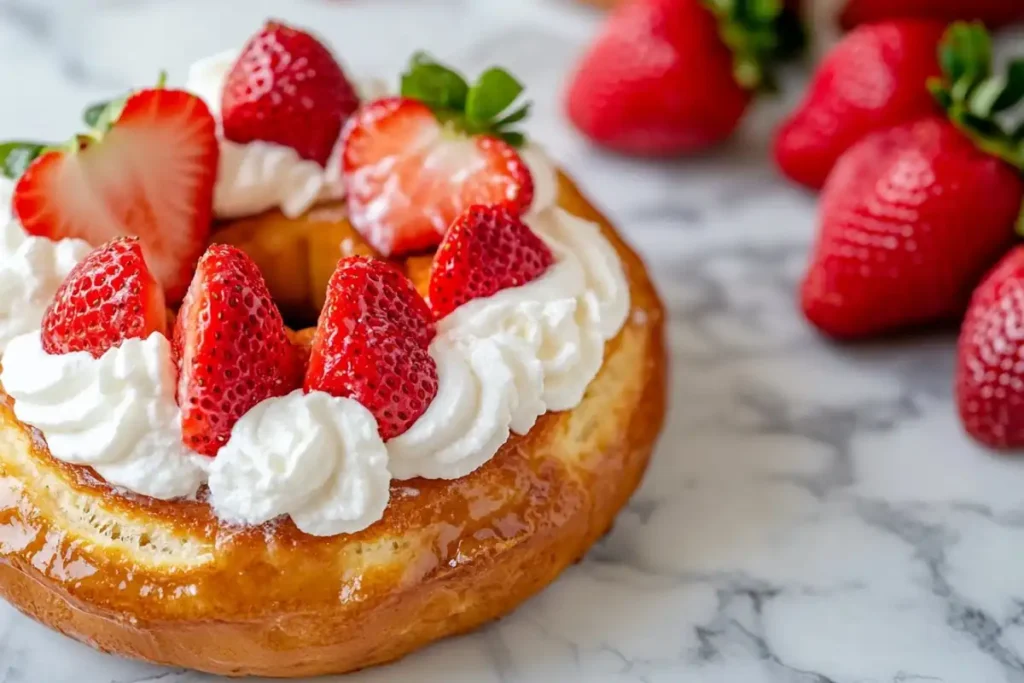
41 237 166 358
429 203 555 319
174 244 301 456
305 256 438 440
222 20 359 165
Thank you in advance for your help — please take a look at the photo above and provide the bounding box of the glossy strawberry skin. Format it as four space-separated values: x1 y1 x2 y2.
41 238 166 358
774 20 944 190
957 248 1024 449
174 245 300 456
305 256 437 440
429 204 555 319
13 89 218 304
565 0 752 155
840 0 1024 31
801 117 1024 340
222 21 359 165
342 97 534 257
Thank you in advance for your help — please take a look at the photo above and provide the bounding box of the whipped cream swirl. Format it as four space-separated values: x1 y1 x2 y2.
0 209 91 352
0 333 208 500
208 390 390 537
388 207 630 480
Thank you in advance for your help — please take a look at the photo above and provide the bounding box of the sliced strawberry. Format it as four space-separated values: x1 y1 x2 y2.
342 97 534 257
41 237 166 358
222 20 359 165
13 89 218 304
305 256 438 440
314 255 435 348
174 244 300 456
428 204 554 319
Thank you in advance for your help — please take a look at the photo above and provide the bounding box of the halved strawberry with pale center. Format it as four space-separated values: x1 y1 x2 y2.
342 97 534 257
13 88 219 304
41 237 166 358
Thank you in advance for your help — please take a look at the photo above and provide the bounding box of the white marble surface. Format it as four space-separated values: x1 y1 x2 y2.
1 0 1024 681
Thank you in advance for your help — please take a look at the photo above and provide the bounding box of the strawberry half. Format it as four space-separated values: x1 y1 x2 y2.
12 88 218 304
305 256 438 440
429 204 554 319
342 54 534 258
41 237 166 358
174 244 301 456
222 20 359 165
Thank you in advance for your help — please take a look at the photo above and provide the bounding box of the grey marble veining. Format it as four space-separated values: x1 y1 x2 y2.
1 0 1024 681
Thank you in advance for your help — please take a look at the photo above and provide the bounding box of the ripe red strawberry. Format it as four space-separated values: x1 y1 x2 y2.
222 21 359 165
956 247 1024 449
801 22 1024 339
174 244 300 456
13 88 218 304
342 54 535 258
840 0 1024 31
429 204 555 319
564 0 784 155
41 238 166 358
305 257 438 440
774 20 944 190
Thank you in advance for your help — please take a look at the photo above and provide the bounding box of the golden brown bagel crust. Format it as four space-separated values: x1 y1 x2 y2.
0 172 666 678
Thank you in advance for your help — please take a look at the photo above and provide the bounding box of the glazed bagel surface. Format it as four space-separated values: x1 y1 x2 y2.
0 172 666 678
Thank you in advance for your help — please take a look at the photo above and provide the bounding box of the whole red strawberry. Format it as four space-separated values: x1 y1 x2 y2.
957 247 1024 449
429 204 554 319
222 21 359 165
41 238 166 358
305 257 438 440
175 244 300 456
13 88 218 303
565 0 783 155
801 23 1024 340
840 0 1024 31
774 20 944 190
342 54 534 257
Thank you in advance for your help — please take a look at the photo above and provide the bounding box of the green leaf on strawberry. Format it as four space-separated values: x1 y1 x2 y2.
929 22 1024 171
704 0 785 91
399 53 530 147
0 142 50 181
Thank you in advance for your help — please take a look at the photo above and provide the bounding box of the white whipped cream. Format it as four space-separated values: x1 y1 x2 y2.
186 51 392 221
0 333 208 500
208 390 390 537
388 206 630 480
0 218 91 352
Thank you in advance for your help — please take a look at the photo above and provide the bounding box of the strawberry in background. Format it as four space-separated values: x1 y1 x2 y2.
957 248 1024 450
564 0 789 155
774 20 945 190
839 0 1024 31
800 22 1024 340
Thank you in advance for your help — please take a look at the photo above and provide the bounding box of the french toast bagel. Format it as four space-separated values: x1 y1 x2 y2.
0 171 667 678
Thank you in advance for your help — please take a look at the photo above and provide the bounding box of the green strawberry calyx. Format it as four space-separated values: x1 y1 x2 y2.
704 0 787 92
399 52 530 147
0 72 168 181
929 22 1024 232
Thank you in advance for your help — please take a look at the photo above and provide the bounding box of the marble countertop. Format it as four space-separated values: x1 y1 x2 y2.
1 0 1023 681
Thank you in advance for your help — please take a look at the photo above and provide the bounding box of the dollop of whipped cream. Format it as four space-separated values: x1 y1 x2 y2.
185 50 390 221
0 183 91 352
0 333 208 500
208 390 390 537
388 207 630 480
